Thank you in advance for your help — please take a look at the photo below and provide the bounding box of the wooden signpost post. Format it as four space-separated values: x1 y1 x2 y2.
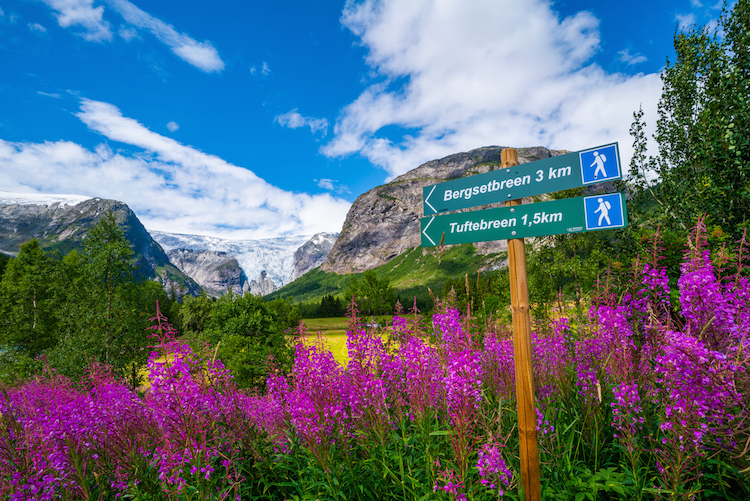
421 145 627 501
503 148 541 501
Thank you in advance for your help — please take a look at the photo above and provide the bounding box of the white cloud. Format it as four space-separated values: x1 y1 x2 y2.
618 49 647 65
315 178 350 194
106 0 224 72
0 99 350 239
118 25 138 41
166 121 179 132
322 0 662 179
38 0 112 41
691 0 703 7
29 22 47 32
250 61 271 76
676 13 697 30
316 179 336 190
36 0 224 71
275 109 329 136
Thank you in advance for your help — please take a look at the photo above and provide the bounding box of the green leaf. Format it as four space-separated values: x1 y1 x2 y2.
428 430 452 436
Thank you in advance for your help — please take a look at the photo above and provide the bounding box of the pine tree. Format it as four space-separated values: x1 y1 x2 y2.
0 240 60 380
50 211 163 379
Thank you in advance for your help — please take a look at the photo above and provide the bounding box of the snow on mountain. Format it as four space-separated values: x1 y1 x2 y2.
0 191 93 207
149 231 313 287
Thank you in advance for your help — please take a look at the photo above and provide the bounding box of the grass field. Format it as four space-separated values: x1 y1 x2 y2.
299 317 349 363
301 317 349 332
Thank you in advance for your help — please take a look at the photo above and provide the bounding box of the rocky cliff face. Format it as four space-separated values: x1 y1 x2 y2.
167 249 248 296
0 193 200 296
247 271 277 296
320 146 567 274
288 232 338 282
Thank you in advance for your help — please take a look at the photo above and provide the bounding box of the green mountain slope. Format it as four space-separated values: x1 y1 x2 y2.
267 243 505 309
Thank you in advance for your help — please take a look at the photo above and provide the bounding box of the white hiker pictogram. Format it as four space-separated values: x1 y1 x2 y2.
590 151 607 179
594 197 612 226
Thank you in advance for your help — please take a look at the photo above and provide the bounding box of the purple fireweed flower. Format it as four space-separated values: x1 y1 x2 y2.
611 382 645 447
443 348 483 417
531 330 571 401
398 335 444 420
482 332 515 400
654 329 742 449
679 247 743 349
286 342 351 448
434 308 474 351
476 442 512 495
433 467 466 500
536 407 555 435
678 221 749 352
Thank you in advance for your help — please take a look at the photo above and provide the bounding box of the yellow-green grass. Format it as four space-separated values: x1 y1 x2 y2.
300 331 350 364
300 317 349 364
301 317 349 332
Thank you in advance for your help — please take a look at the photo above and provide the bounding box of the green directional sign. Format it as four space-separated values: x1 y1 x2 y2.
422 143 621 215
421 193 627 247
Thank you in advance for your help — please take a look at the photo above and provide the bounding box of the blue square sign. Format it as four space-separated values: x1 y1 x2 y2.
579 144 620 185
584 193 625 230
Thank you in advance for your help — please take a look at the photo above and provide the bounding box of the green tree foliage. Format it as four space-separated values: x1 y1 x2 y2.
178 291 216 337
527 233 609 313
441 272 491 314
49 212 171 380
291 295 346 319
441 271 511 322
200 292 295 389
344 269 397 316
265 297 302 329
319 294 345 317
0 240 61 380
0 211 171 383
630 0 750 237
0 253 10 279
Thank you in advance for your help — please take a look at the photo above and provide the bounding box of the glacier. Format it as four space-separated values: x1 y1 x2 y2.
149 230 313 288
0 191 93 207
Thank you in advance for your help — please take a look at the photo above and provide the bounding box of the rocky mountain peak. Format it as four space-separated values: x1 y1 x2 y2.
248 270 277 296
0 192 200 296
288 232 338 282
167 249 248 297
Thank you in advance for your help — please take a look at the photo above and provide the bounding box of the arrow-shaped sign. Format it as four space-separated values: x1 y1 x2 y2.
421 193 627 247
424 185 437 215
422 143 621 215
422 214 436 246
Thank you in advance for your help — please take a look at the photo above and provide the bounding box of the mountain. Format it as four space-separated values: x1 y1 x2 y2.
166 249 249 297
149 231 316 291
320 145 567 274
288 232 338 283
248 271 278 296
0 192 200 296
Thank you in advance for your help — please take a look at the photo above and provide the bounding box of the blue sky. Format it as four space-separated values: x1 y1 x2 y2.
0 0 725 239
